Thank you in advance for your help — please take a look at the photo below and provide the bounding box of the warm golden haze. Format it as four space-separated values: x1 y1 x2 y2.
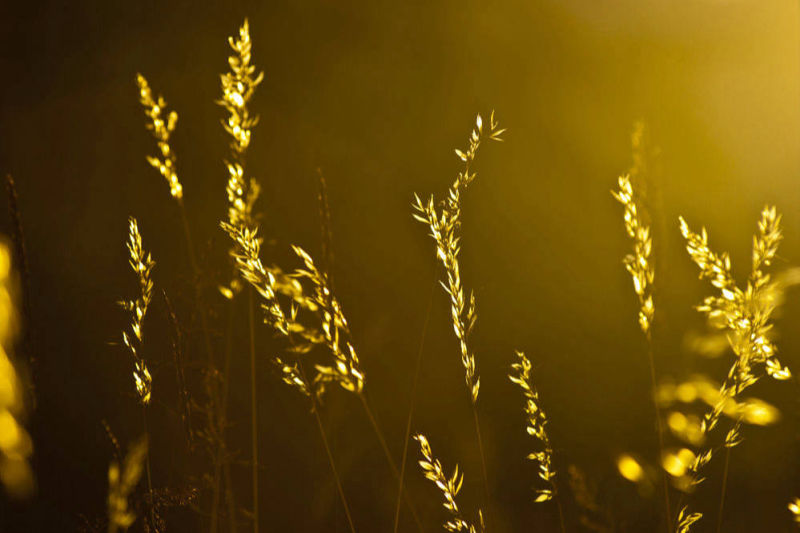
3 4 800 533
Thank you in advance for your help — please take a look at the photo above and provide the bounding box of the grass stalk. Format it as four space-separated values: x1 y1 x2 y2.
249 289 259 533
224 461 239 533
646 335 672 533
296 363 356 533
177 199 225 532
471 403 490 515
393 274 435 533
212 300 238 533
555 491 567 533
312 402 356 533
357 392 424 532
715 447 731 533
141 406 157 533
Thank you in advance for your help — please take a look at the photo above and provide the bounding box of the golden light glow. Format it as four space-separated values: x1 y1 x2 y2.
617 454 644 484
662 448 696 478
739 398 780 426
667 412 705 446
788 498 800 525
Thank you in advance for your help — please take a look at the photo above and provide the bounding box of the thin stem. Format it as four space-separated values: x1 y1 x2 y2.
299 364 356 533
224 461 239 533
177 200 224 532
358 392 397 477
358 392 424 532
554 487 567 533
249 289 259 533
471 403 490 514
177 199 199 273
177 200 217 376
312 404 356 533
646 334 672 533
716 446 732 533
210 429 223 533
141 406 157 533
393 273 436 533
219 301 238 533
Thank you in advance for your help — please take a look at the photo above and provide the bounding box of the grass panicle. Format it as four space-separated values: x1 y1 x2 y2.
216 19 264 533
412 111 504 405
676 207 792 532
412 111 504 521
136 74 182 201
612 174 654 336
120 217 155 406
222 222 365 396
414 434 484 533
508 351 558 503
107 437 148 533
612 172 671 531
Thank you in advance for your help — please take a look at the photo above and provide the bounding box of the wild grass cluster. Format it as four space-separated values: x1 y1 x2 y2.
3 16 800 533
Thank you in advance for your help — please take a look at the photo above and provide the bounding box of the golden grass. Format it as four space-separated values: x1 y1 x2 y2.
217 19 264 533
414 433 484 533
612 174 654 336
612 169 671 531
107 437 148 533
11 14 798 533
676 206 793 532
119 217 154 406
412 111 504 405
508 351 558 505
136 75 182 201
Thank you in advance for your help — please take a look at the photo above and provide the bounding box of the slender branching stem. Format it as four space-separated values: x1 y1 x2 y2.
393 274 436 533
177 199 224 532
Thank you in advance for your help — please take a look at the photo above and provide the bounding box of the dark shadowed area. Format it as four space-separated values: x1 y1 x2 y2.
2 1 800 532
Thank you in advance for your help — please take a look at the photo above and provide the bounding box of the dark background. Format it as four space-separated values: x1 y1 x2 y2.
2 1 800 531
